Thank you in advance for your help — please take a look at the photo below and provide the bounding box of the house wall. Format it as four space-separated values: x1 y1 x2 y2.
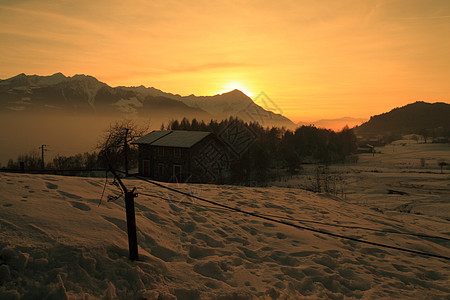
137 134 233 183
138 144 190 182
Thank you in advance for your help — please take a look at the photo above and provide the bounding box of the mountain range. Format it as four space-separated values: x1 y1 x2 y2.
297 117 367 131
1 73 448 136
0 73 295 128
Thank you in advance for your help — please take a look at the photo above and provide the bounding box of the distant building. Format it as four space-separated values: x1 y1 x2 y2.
132 130 232 183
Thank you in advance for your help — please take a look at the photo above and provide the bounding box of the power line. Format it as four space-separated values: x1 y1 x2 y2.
139 191 450 242
133 175 450 261
259 213 450 242
139 192 233 213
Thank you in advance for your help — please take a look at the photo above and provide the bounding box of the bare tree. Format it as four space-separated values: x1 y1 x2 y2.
97 120 149 176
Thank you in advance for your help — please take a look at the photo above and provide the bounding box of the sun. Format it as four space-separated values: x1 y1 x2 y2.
218 81 255 98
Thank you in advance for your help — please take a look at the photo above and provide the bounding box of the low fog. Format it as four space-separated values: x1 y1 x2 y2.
0 114 160 166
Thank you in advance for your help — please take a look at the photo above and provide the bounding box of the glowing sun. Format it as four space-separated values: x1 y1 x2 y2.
219 81 255 98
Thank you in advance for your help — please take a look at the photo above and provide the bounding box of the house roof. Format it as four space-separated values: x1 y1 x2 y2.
132 130 211 148
131 130 172 145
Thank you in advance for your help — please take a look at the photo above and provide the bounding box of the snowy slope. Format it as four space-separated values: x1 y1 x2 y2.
0 172 449 299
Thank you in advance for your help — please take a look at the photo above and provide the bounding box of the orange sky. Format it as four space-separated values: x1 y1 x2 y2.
1 0 449 123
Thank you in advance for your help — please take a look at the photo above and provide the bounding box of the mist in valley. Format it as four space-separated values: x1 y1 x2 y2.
0 113 161 166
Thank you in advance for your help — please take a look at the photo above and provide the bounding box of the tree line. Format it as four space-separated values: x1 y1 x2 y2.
5 150 106 171
166 117 357 184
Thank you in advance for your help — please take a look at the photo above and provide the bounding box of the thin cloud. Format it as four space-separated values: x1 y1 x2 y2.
167 62 255 73
0 4 117 41
0 28 81 47
398 15 450 20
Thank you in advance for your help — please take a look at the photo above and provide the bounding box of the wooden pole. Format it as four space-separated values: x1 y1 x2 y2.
124 128 129 177
39 144 47 169
104 153 139 261
125 188 139 261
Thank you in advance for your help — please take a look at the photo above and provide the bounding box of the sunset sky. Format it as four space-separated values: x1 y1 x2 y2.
1 0 449 122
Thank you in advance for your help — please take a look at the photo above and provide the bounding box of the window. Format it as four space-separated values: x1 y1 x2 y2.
158 163 164 176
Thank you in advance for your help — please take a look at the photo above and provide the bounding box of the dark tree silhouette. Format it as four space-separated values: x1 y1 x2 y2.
420 128 429 143
97 119 148 175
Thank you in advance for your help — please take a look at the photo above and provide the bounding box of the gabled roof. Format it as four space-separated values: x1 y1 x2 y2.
132 130 211 148
131 130 172 145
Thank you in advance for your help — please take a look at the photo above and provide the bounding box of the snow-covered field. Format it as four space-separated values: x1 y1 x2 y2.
274 141 450 221
1 141 449 299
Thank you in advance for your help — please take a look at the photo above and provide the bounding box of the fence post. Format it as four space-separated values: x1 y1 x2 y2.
104 152 139 261
125 188 139 261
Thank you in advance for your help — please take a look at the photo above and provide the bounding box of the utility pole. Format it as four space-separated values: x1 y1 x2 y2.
124 128 129 177
39 144 48 170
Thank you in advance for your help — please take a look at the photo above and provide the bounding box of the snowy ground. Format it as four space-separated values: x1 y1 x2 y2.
274 141 450 220
0 141 449 299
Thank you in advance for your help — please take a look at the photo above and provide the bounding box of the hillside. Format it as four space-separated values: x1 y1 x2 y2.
355 101 450 137
0 172 449 298
0 73 295 128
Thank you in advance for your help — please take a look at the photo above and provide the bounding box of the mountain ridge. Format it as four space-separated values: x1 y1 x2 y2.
355 101 450 137
0 73 295 128
297 117 367 131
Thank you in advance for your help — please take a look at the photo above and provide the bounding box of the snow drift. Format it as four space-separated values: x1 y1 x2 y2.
0 172 449 299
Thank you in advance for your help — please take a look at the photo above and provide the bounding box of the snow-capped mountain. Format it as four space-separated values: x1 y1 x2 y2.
0 73 295 127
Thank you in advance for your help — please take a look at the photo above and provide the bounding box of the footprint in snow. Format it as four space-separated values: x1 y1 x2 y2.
102 216 127 232
70 201 91 211
194 232 224 248
45 182 58 189
276 232 287 239
85 180 102 187
58 190 82 199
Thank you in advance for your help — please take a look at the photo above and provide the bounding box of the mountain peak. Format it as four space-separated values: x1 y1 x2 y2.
218 89 252 100
51 72 66 78
10 73 27 79
72 74 97 80
223 89 246 95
